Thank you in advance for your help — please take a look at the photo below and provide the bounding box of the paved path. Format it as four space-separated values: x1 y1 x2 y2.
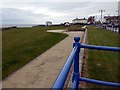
2 30 84 88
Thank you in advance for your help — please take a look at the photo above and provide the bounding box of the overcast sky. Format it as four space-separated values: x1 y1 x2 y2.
1 0 120 25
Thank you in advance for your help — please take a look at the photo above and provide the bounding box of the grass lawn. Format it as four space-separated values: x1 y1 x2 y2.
86 26 120 88
67 25 83 31
2 26 68 79
0 30 2 80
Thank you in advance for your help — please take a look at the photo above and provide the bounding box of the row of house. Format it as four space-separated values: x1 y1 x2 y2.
46 15 120 26
103 16 120 24
72 16 95 24
46 16 95 26
72 18 87 24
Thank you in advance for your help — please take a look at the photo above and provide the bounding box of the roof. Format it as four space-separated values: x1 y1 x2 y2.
46 21 52 23
104 16 120 19
72 18 87 21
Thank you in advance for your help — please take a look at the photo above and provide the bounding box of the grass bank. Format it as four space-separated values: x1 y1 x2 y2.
2 26 68 79
86 26 120 88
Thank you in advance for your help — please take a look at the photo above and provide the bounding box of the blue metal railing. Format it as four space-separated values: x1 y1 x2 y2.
52 46 78 88
95 24 120 34
52 37 120 89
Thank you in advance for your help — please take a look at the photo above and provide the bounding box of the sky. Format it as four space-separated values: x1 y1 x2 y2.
0 0 120 25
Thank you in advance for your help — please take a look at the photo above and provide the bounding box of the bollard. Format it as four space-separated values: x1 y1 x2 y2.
72 37 80 89
118 24 120 34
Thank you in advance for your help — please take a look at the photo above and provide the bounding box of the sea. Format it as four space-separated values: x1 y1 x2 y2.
0 24 42 28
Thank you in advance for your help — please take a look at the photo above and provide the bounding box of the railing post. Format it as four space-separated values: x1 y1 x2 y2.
72 37 80 89
118 24 120 34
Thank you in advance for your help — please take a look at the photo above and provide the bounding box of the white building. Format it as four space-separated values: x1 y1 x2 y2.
72 18 87 24
46 21 52 26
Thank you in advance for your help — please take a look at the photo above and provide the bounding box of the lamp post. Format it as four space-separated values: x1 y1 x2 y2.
99 10 105 23
116 10 119 16
116 10 120 34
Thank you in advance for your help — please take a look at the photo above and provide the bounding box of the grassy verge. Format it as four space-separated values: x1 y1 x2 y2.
0 30 2 80
2 26 68 79
86 26 120 88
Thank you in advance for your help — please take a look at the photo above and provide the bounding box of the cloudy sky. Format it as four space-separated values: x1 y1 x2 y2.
1 0 120 25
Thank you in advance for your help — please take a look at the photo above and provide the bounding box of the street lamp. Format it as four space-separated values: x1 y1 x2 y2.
99 10 105 23
116 10 119 16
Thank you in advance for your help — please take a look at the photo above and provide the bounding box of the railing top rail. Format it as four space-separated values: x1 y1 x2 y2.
80 44 120 52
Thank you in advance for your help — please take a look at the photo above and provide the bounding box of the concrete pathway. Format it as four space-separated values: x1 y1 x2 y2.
2 30 84 88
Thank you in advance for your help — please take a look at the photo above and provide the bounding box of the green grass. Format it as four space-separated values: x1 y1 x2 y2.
2 26 68 79
67 25 83 31
87 26 120 88
0 30 2 80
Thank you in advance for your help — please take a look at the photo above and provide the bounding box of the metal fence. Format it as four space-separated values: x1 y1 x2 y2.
96 24 120 34
52 37 120 89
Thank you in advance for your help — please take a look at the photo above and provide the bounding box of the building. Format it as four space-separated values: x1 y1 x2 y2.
46 21 52 26
72 18 87 24
104 16 120 24
87 16 95 24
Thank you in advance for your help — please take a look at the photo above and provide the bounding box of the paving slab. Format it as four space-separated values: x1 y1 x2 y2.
2 30 84 88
